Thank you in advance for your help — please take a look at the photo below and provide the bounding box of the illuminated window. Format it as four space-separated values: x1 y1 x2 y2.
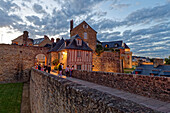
84 32 87 39
105 44 109 48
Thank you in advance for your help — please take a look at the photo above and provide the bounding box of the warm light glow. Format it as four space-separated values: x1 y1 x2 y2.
62 51 67 54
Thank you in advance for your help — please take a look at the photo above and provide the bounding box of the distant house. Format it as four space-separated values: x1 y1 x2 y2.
12 31 33 46
48 34 93 71
101 41 132 69
12 31 53 47
133 59 170 77
33 35 52 47
132 56 153 66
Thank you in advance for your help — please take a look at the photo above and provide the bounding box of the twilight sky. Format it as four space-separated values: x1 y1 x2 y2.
0 0 170 58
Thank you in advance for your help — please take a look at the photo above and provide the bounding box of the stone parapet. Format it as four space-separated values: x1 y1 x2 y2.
72 70 170 102
30 68 159 113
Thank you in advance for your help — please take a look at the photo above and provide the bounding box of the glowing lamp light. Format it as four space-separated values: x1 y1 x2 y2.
62 52 67 54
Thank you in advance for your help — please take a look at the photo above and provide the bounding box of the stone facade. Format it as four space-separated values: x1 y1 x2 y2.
30 68 157 113
72 70 170 102
93 51 123 73
0 44 49 82
70 21 97 52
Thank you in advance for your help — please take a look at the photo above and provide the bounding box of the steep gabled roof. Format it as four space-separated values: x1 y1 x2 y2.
48 38 65 52
72 21 97 33
65 34 93 51
124 43 130 49
101 41 123 49
33 38 44 45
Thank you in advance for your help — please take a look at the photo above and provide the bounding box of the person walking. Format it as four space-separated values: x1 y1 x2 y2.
58 63 62 77
38 64 41 70
70 65 74 77
44 65 47 72
47 64 51 73
65 65 69 77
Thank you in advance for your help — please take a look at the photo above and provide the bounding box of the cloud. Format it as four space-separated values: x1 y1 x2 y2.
0 9 22 27
0 0 21 12
124 3 170 26
111 4 130 10
33 3 46 14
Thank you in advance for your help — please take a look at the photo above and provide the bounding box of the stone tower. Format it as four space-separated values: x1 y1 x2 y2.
70 20 97 52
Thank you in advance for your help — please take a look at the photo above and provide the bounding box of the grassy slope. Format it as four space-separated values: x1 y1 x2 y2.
0 83 23 113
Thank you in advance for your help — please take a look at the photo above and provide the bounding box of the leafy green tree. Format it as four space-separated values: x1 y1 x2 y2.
165 56 170 64
95 45 104 56
52 59 59 66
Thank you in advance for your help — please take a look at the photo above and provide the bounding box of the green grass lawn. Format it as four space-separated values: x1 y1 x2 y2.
0 83 23 113
124 68 135 74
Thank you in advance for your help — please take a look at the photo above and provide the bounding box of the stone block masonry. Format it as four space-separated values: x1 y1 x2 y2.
0 44 49 83
30 68 158 113
72 70 170 102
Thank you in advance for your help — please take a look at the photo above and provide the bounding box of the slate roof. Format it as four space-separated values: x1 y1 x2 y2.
33 38 44 45
101 41 124 49
124 43 130 49
48 34 92 52
65 34 92 51
44 44 52 47
133 64 170 77
48 38 65 52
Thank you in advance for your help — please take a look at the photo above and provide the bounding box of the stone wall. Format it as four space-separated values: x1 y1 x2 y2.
93 51 123 73
72 70 170 102
0 44 49 83
30 68 157 113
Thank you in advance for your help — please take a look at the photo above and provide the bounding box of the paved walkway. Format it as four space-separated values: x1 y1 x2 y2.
50 72 170 112
20 82 31 113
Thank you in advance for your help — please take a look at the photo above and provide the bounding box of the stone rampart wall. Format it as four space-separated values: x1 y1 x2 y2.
72 70 170 102
30 68 157 113
0 44 49 83
93 51 122 73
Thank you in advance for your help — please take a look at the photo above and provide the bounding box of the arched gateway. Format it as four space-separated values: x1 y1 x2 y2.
0 44 50 82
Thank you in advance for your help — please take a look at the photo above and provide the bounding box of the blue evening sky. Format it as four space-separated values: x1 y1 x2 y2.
0 0 169 58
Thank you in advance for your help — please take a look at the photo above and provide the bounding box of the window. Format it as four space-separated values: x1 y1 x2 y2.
76 39 82 46
83 24 88 29
77 51 81 57
84 32 87 39
105 44 109 48
77 65 81 70
115 43 118 47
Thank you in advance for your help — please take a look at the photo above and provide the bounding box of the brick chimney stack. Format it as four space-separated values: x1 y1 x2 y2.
23 31 29 46
70 20 73 32
56 38 60 43
51 38 54 43
44 35 49 40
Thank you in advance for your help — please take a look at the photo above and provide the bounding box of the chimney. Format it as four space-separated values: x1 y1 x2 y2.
153 59 163 68
56 38 60 43
23 31 29 46
70 20 73 32
51 38 54 43
44 35 48 40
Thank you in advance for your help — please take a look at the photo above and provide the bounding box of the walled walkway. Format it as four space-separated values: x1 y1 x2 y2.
50 72 170 113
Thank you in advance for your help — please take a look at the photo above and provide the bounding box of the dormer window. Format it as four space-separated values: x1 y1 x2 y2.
84 32 87 39
76 39 82 46
105 44 109 48
83 24 88 29
115 43 119 47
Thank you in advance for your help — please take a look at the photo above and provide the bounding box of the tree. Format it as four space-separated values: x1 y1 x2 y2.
95 45 104 56
52 59 59 66
165 56 170 65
